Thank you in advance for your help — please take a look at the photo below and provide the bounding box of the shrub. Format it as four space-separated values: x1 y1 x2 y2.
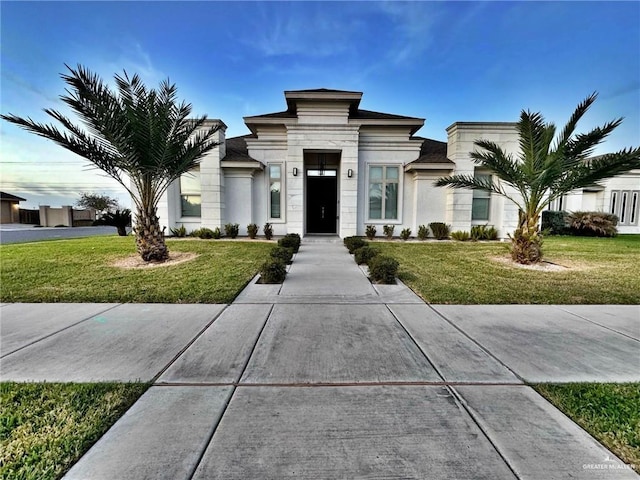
429 222 450 240
224 223 239 239
344 236 368 254
383 225 395 239
170 224 187 238
542 210 569 235
470 225 499 241
247 223 259 239
368 255 399 284
263 223 273 240
260 260 286 284
451 230 471 241
212 227 222 239
417 224 429 240
354 246 379 265
365 225 377 240
97 209 132 236
270 246 294 264
567 211 618 237
279 233 301 253
400 228 411 240
190 227 215 239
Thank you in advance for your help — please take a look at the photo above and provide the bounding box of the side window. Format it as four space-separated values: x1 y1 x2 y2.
368 165 399 220
472 172 491 221
269 164 282 219
180 167 201 217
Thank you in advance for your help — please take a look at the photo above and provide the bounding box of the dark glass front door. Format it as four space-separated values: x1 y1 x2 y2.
306 173 337 234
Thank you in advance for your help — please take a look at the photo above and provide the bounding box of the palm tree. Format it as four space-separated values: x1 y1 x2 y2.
435 93 640 264
2 65 220 261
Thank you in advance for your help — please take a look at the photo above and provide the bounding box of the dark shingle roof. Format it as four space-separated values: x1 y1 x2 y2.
0 192 26 202
221 134 257 162
352 109 423 121
410 138 454 164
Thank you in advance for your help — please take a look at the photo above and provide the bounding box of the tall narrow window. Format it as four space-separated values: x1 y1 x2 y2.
180 167 201 217
368 165 399 220
610 191 619 216
472 173 491 221
620 191 628 224
630 191 638 225
269 164 282 219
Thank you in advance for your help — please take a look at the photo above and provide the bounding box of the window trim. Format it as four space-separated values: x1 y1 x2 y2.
179 167 202 218
366 164 402 223
267 163 285 222
471 172 492 222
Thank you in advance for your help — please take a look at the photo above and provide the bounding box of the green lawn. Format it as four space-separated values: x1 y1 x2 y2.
0 382 149 480
535 383 640 473
373 235 640 304
0 236 274 303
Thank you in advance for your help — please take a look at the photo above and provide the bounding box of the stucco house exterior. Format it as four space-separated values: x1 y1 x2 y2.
156 89 640 237
0 192 26 224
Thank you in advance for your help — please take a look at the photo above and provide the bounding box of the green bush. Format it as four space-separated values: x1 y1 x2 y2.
451 230 471 241
260 259 287 284
279 233 301 253
212 227 222 239
417 224 429 240
354 246 379 265
344 236 368 254
270 246 294 264
247 223 259 239
170 224 187 238
383 225 395 239
365 225 377 240
470 225 498 241
542 210 569 235
263 223 273 240
429 222 450 240
190 227 215 239
568 211 618 237
368 255 399 284
224 223 239 239
400 228 411 240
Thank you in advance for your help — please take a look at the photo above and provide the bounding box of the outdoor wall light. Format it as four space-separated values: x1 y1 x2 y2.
347 169 353 178
293 167 298 176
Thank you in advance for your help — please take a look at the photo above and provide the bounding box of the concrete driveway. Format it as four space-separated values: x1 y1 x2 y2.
1 240 638 479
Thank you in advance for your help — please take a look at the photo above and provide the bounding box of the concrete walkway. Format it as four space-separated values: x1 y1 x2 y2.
1 239 638 479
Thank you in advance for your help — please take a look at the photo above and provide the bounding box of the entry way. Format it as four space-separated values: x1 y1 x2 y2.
306 170 337 234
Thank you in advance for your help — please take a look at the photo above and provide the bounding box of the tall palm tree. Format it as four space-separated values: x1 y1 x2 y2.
435 93 640 264
2 65 220 261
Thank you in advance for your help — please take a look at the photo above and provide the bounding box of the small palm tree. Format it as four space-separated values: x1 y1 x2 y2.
2 65 220 261
96 209 132 237
436 93 640 264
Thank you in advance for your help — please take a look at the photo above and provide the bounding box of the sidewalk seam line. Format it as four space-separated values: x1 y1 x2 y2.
151 305 229 383
185 303 275 480
448 386 523 480
555 306 640 343
0 303 122 359
425 305 527 383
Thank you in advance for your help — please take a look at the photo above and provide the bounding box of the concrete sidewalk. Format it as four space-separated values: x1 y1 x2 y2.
1 239 638 479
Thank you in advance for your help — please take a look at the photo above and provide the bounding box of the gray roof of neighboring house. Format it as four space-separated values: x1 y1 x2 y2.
410 138 454 164
0 191 26 202
221 134 257 162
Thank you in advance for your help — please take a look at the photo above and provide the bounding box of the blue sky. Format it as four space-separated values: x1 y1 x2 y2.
1 1 639 209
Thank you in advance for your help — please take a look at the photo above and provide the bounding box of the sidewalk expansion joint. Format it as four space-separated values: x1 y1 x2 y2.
557 306 640 343
153 381 527 388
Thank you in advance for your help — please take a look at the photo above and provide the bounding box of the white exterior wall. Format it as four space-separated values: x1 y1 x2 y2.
600 170 640 233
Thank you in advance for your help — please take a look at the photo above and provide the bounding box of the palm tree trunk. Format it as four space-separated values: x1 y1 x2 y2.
134 206 168 261
511 210 543 264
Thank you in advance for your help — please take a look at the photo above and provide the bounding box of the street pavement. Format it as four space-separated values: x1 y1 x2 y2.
1 239 638 479
0 224 119 244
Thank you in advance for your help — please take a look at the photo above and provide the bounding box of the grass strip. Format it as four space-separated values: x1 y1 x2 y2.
374 235 640 304
534 383 640 472
0 382 149 480
0 237 273 303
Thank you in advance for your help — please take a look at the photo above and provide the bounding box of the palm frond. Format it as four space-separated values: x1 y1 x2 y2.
553 92 598 153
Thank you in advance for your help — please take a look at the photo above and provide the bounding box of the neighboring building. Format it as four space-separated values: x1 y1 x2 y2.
0 192 26 224
156 89 640 237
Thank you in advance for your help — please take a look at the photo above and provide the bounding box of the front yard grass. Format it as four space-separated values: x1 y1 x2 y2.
374 235 640 304
0 237 274 303
534 383 640 472
0 382 149 480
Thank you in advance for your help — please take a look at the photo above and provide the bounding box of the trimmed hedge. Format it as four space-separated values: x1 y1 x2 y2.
260 260 286 283
344 236 368 254
270 246 294 264
368 255 399 284
429 222 450 240
278 233 301 253
542 210 568 235
354 246 379 265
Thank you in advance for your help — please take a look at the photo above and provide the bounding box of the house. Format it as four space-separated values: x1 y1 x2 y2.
0 192 26 224
156 89 640 237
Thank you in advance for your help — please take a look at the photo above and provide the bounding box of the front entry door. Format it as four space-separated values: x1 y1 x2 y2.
306 172 337 234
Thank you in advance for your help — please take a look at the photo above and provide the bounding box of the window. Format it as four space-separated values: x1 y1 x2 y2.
472 173 491 221
610 190 640 226
631 192 638 225
368 166 399 220
180 167 201 217
269 164 282 219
